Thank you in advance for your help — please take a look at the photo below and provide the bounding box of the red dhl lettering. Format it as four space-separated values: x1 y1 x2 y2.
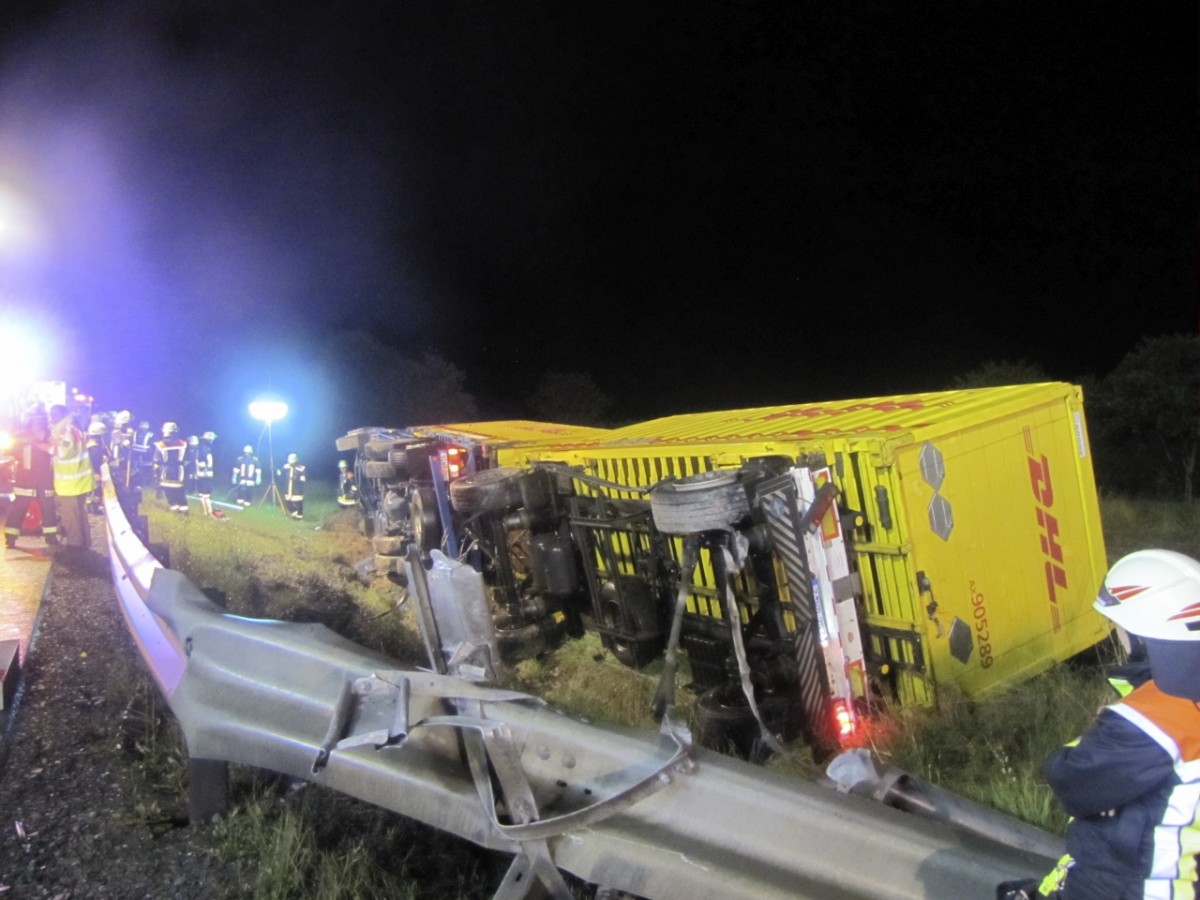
760 399 927 422
1028 453 1065 631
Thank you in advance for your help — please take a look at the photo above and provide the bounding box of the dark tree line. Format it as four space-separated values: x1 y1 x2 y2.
321 328 1197 501
954 335 1199 501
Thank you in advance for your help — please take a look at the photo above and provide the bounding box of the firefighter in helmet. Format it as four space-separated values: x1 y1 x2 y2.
336 459 358 508
153 422 189 513
184 435 199 493
195 431 217 516
131 419 155 487
109 410 135 488
233 444 260 506
279 452 307 519
1001 549 1200 899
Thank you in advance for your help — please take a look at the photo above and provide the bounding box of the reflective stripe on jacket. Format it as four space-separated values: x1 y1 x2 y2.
153 438 188 488
281 463 306 500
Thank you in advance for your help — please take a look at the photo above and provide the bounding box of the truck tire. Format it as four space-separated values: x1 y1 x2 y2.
363 460 398 480
449 467 526 514
411 486 442 553
363 438 397 461
598 577 664 669
693 684 789 761
650 470 750 534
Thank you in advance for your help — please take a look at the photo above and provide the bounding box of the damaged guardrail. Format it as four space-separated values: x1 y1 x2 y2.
100 467 1061 899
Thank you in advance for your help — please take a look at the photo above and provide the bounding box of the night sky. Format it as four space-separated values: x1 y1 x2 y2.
0 1 1193 464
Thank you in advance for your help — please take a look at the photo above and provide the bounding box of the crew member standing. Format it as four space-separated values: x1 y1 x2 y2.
85 420 108 514
50 404 94 549
195 431 217 516
336 459 358 508
3 413 58 550
109 410 135 488
131 420 155 487
233 444 260 506
279 452 307 519
1002 549 1200 899
153 422 189 513
184 435 199 493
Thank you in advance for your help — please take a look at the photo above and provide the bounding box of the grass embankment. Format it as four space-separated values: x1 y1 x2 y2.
135 488 1199 896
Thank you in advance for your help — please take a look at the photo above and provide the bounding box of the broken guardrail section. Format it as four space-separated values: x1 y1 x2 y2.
98 465 1060 899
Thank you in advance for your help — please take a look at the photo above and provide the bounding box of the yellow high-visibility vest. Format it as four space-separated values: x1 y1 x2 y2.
52 420 95 497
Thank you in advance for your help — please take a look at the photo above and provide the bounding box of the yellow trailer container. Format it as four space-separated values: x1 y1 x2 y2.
510 382 1109 710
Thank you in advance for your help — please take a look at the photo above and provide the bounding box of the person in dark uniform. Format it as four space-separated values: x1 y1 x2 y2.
336 459 358 508
280 452 306 519
1001 549 1200 899
195 431 217 516
109 410 135 488
131 420 155 488
152 422 189 513
233 444 260 507
85 420 108 514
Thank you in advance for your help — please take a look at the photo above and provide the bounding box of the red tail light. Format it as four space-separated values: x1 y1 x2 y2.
439 446 466 482
832 699 856 741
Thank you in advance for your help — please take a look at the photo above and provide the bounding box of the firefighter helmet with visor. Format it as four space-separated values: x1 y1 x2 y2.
1095 549 1200 642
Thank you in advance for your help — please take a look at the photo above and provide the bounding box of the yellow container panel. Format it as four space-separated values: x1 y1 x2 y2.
516 383 1107 708
892 391 1109 698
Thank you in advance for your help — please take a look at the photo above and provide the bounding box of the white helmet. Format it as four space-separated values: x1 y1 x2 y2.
162 421 179 436
1095 549 1200 642
287 452 299 464
188 435 199 446
115 410 131 425
338 459 348 469
202 431 217 441
243 445 254 454
87 421 107 435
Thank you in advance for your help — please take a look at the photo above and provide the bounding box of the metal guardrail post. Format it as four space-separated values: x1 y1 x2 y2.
98 465 1063 899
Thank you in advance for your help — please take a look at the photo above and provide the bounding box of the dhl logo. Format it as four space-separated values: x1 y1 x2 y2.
1028 450 1065 631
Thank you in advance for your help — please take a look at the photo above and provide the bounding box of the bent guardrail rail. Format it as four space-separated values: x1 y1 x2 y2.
99 467 1062 899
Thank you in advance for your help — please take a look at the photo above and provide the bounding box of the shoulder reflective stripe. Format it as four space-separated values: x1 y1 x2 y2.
1111 703 1181 765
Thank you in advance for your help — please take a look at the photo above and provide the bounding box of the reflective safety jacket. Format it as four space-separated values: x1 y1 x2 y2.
51 419 95 497
153 437 188 488
132 426 155 465
110 426 134 467
280 462 306 501
234 454 261 486
194 439 215 480
1043 680 1200 898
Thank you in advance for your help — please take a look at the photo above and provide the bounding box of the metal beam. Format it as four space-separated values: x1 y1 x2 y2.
100 466 1059 899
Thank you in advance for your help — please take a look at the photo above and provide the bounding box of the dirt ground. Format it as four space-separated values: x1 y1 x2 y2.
0 519 241 898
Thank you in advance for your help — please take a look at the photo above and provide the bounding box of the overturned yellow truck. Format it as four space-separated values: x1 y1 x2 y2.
338 382 1109 758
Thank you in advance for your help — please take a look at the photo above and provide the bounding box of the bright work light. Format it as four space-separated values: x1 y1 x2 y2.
248 397 288 424
248 396 289 515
